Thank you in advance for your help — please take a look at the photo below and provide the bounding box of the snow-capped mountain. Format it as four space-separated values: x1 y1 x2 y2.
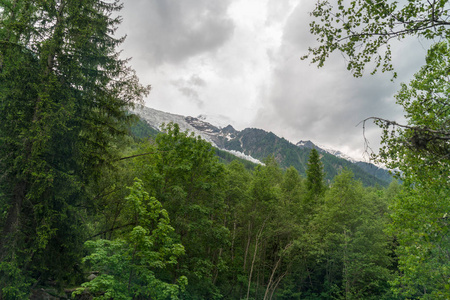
296 140 358 163
133 105 262 165
133 105 217 145
196 114 234 130
133 105 393 186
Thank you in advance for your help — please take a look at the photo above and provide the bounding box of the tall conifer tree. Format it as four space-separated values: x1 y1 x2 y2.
305 148 325 197
0 0 149 294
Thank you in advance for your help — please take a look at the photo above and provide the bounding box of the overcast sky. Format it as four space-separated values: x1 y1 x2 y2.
117 0 430 161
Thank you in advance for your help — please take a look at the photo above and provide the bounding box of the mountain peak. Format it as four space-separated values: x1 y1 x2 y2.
222 125 237 134
134 105 392 186
296 140 318 149
296 140 358 163
196 114 233 129
185 116 221 134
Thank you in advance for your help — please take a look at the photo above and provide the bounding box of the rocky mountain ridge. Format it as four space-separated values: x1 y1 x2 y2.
296 140 358 163
133 106 262 164
133 105 392 186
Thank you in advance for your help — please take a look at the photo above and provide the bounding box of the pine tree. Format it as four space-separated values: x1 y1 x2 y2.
305 148 325 198
0 0 149 294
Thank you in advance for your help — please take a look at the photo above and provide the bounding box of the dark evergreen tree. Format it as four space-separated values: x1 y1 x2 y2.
0 0 149 295
305 148 326 198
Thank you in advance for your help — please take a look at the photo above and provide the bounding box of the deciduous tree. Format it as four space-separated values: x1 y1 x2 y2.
75 179 186 300
378 41 450 298
305 4 450 296
303 0 450 77
134 123 229 299
312 170 393 299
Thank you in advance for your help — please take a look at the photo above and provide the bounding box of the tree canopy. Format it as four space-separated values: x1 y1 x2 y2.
305 148 326 198
305 1 450 298
377 40 450 299
0 0 149 295
302 0 450 77
0 0 436 298
376 40 450 176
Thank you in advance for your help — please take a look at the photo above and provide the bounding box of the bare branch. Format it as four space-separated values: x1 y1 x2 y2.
89 222 137 239
361 117 450 139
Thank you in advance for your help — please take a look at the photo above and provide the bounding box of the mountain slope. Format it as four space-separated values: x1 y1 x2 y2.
217 128 390 186
132 105 392 186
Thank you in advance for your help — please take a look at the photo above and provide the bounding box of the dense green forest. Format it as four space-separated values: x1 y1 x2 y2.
132 115 393 187
1 0 450 299
90 122 404 300
4 118 403 299
215 127 392 187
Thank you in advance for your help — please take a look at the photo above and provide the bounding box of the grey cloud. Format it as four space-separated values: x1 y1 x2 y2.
265 0 296 26
255 61 403 150
117 0 431 160
188 74 207 87
253 0 422 156
281 1 319 51
171 74 207 107
120 0 235 66
177 87 204 107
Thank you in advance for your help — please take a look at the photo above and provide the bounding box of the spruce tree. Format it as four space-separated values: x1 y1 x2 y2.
305 148 325 197
0 0 149 294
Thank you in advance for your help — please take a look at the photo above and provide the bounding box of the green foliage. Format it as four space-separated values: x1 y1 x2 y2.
306 148 326 197
0 260 32 299
311 170 394 299
374 41 450 298
281 166 305 208
306 3 450 297
0 0 149 292
0 111 400 298
0 1 410 296
388 186 450 299
303 0 450 77
133 123 229 299
377 40 450 180
82 126 399 299
75 179 186 300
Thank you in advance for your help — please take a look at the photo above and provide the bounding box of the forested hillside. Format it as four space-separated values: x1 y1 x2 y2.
2 110 402 298
221 127 391 186
1 0 448 299
81 123 401 299
133 108 393 187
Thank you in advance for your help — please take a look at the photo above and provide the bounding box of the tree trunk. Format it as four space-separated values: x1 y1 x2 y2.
246 218 267 300
243 220 252 271
0 180 27 261
264 255 282 300
264 242 292 300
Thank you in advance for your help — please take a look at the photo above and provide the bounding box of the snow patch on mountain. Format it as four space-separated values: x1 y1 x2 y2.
317 144 358 163
196 114 233 129
295 140 317 149
296 140 358 163
225 150 263 165
132 105 219 146
133 105 263 165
